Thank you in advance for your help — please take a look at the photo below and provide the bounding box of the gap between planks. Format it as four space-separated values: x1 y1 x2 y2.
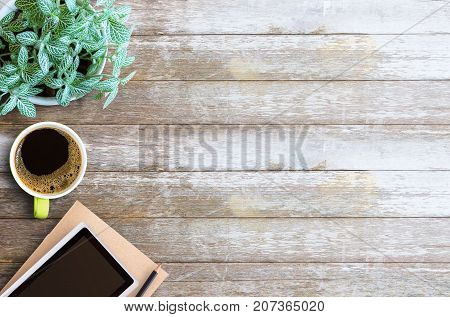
2 217 450 220
131 33 450 36
2 261 450 264
3 124 450 126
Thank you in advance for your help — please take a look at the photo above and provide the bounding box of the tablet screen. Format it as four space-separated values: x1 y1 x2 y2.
9 228 134 297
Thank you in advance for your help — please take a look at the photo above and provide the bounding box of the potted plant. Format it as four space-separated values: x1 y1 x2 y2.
0 0 135 117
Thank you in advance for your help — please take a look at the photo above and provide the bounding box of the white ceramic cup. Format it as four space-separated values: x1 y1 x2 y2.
9 122 88 219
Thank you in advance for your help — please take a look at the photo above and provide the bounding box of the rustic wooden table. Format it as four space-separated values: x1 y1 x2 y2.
1 0 450 296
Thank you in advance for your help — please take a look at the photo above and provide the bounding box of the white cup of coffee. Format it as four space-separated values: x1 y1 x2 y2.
9 122 88 219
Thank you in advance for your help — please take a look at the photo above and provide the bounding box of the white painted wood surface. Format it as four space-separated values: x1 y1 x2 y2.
2 81 450 125
155 263 450 296
124 0 450 35
2 125 450 172
94 79 450 124
138 125 450 171
130 35 450 80
1 171 450 218
0 125 450 172
1 262 448 296
2 218 450 263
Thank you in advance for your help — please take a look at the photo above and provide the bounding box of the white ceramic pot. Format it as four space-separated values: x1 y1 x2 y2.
0 0 107 106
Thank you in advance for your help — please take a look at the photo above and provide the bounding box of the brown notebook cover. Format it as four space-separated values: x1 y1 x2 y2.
1 201 167 297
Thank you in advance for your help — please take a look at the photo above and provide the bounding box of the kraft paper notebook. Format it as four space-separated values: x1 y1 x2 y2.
1 201 167 297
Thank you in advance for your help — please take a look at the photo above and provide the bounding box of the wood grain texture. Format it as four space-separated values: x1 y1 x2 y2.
1 218 449 263
1 262 448 296
2 171 450 219
122 0 450 35
2 125 450 172
139 125 450 171
129 35 450 80
0 125 139 172
2 81 450 125
155 263 450 296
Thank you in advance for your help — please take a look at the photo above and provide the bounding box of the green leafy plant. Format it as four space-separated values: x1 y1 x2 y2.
0 0 135 117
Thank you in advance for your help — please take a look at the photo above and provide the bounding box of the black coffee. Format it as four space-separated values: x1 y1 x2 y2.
15 128 82 194
21 129 69 176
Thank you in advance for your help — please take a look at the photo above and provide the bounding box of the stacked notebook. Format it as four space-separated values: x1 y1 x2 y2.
1 201 167 297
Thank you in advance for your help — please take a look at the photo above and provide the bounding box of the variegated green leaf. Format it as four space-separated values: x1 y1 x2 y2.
81 75 102 87
1 30 16 44
86 62 102 76
23 64 46 86
70 56 80 72
0 83 8 93
65 0 77 12
71 87 89 97
0 74 9 92
9 42 20 54
15 83 30 95
112 46 127 76
16 98 36 117
45 41 66 57
43 76 64 89
73 42 83 55
6 19 28 32
21 87 43 97
114 5 131 17
120 70 136 85
16 31 38 46
60 55 73 73
61 21 85 36
97 0 117 7
37 0 53 16
18 46 28 69
1 64 18 75
103 86 118 109
0 96 17 116
94 78 119 92
16 0 37 11
122 56 135 68
0 11 16 26
56 85 72 106
92 47 106 59
38 49 50 72
58 36 71 45
5 73 21 87
107 18 130 44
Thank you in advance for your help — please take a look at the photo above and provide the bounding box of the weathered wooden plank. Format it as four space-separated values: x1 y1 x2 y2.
2 81 450 125
139 125 450 171
156 263 450 296
0 263 17 291
0 125 139 172
1 218 449 263
2 125 450 172
1 171 450 219
1 262 448 296
129 35 450 80
122 0 450 35
157 280 445 297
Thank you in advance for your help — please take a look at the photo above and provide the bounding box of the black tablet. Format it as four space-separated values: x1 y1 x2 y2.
1 224 137 297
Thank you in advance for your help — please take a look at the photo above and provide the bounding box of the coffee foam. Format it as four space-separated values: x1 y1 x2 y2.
15 130 82 195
